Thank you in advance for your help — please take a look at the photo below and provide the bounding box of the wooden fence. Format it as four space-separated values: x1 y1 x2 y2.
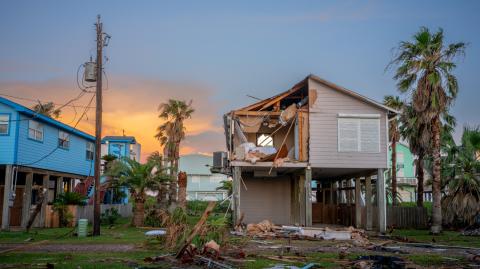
312 203 428 229
76 204 132 223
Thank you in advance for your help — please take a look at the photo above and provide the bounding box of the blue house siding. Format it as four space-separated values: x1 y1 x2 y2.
108 142 129 158
0 103 18 164
16 114 94 176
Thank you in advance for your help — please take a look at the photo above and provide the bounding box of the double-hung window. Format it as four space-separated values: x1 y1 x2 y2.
337 114 380 153
28 120 44 141
86 142 94 160
0 114 9 135
58 131 70 149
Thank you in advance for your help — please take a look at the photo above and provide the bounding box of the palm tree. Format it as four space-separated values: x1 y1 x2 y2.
155 99 194 209
383 95 404 206
442 126 480 226
400 104 430 207
107 158 169 227
390 27 466 234
32 101 61 118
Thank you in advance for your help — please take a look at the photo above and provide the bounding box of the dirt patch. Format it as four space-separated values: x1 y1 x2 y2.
0 243 138 252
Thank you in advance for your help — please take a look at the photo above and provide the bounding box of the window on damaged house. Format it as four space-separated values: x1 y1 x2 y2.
58 131 70 149
256 133 273 147
86 141 94 160
0 114 9 135
28 120 44 141
337 115 380 153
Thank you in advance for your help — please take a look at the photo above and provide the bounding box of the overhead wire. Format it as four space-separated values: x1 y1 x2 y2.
18 93 96 166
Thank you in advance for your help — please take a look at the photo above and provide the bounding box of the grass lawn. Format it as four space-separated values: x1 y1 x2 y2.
0 218 147 245
391 228 480 248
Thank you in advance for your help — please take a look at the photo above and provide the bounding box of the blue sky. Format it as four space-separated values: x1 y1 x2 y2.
1 1 479 156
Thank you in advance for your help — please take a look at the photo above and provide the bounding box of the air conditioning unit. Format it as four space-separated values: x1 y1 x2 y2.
213 151 228 169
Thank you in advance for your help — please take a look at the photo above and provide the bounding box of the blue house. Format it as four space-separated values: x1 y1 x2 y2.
0 96 95 230
101 136 141 161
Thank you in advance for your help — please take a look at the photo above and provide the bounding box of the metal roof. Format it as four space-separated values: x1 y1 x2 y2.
179 154 213 175
101 136 137 144
0 96 95 141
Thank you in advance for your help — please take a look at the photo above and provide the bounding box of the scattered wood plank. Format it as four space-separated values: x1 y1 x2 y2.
175 201 216 259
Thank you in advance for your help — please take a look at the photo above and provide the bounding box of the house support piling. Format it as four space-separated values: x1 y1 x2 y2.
305 167 312 226
1 165 13 230
365 176 373 231
377 168 387 233
355 177 361 228
20 172 33 228
232 166 241 225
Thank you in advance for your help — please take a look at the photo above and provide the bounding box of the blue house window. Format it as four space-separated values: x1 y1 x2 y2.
28 120 44 141
86 142 94 160
58 131 70 149
0 114 9 135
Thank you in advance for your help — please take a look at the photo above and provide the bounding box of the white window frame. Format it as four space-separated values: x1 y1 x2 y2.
28 120 44 141
337 114 381 153
0 114 10 135
86 142 95 160
58 130 70 149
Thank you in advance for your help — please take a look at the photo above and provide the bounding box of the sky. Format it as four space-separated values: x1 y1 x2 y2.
1 1 479 162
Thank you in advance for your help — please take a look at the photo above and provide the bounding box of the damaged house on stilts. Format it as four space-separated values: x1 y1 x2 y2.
221 74 398 233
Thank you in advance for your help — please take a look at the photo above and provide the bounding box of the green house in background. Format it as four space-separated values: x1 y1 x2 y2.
179 154 229 201
387 142 417 202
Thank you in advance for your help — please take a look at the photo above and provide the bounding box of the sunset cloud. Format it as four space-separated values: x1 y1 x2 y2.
0 76 226 162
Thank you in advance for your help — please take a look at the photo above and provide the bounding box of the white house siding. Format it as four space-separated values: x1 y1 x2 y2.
308 78 388 169
240 175 291 225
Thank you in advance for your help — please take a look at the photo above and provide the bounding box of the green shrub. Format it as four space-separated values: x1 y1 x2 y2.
101 208 121 226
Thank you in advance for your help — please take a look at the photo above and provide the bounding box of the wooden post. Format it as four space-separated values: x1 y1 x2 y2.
232 166 241 225
56 177 64 197
21 172 33 228
329 182 334 205
1 165 13 230
305 167 312 226
37 174 50 228
377 169 387 233
365 176 373 231
355 177 362 228
346 179 351 206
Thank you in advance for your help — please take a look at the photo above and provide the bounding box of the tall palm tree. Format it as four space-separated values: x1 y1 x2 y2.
155 99 194 209
32 101 61 118
383 95 404 206
107 158 169 227
391 27 466 234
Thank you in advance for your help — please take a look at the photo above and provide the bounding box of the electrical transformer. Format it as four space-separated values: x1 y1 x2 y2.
84 61 97 82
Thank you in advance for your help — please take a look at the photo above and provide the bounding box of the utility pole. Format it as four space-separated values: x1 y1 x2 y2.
93 15 104 236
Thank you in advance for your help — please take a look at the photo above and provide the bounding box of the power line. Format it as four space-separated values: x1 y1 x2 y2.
18 93 96 166
0 93 96 109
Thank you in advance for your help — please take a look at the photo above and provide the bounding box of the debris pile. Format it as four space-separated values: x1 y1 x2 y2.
237 220 370 245
462 224 480 236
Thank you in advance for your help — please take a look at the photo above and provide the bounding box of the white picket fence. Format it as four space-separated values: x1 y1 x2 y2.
75 204 132 223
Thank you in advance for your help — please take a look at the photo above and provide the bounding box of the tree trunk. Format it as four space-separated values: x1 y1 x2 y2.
416 153 424 207
431 117 442 234
168 144 180 209
391 137 398 206
132 194 145 227
178 171 187 210
26 187 47 232
157 183 168 210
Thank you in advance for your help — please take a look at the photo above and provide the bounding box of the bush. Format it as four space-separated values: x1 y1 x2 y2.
53 192 87 227
101 208 120 226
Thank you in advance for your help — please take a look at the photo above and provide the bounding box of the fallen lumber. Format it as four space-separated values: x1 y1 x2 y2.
175 201 216 259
